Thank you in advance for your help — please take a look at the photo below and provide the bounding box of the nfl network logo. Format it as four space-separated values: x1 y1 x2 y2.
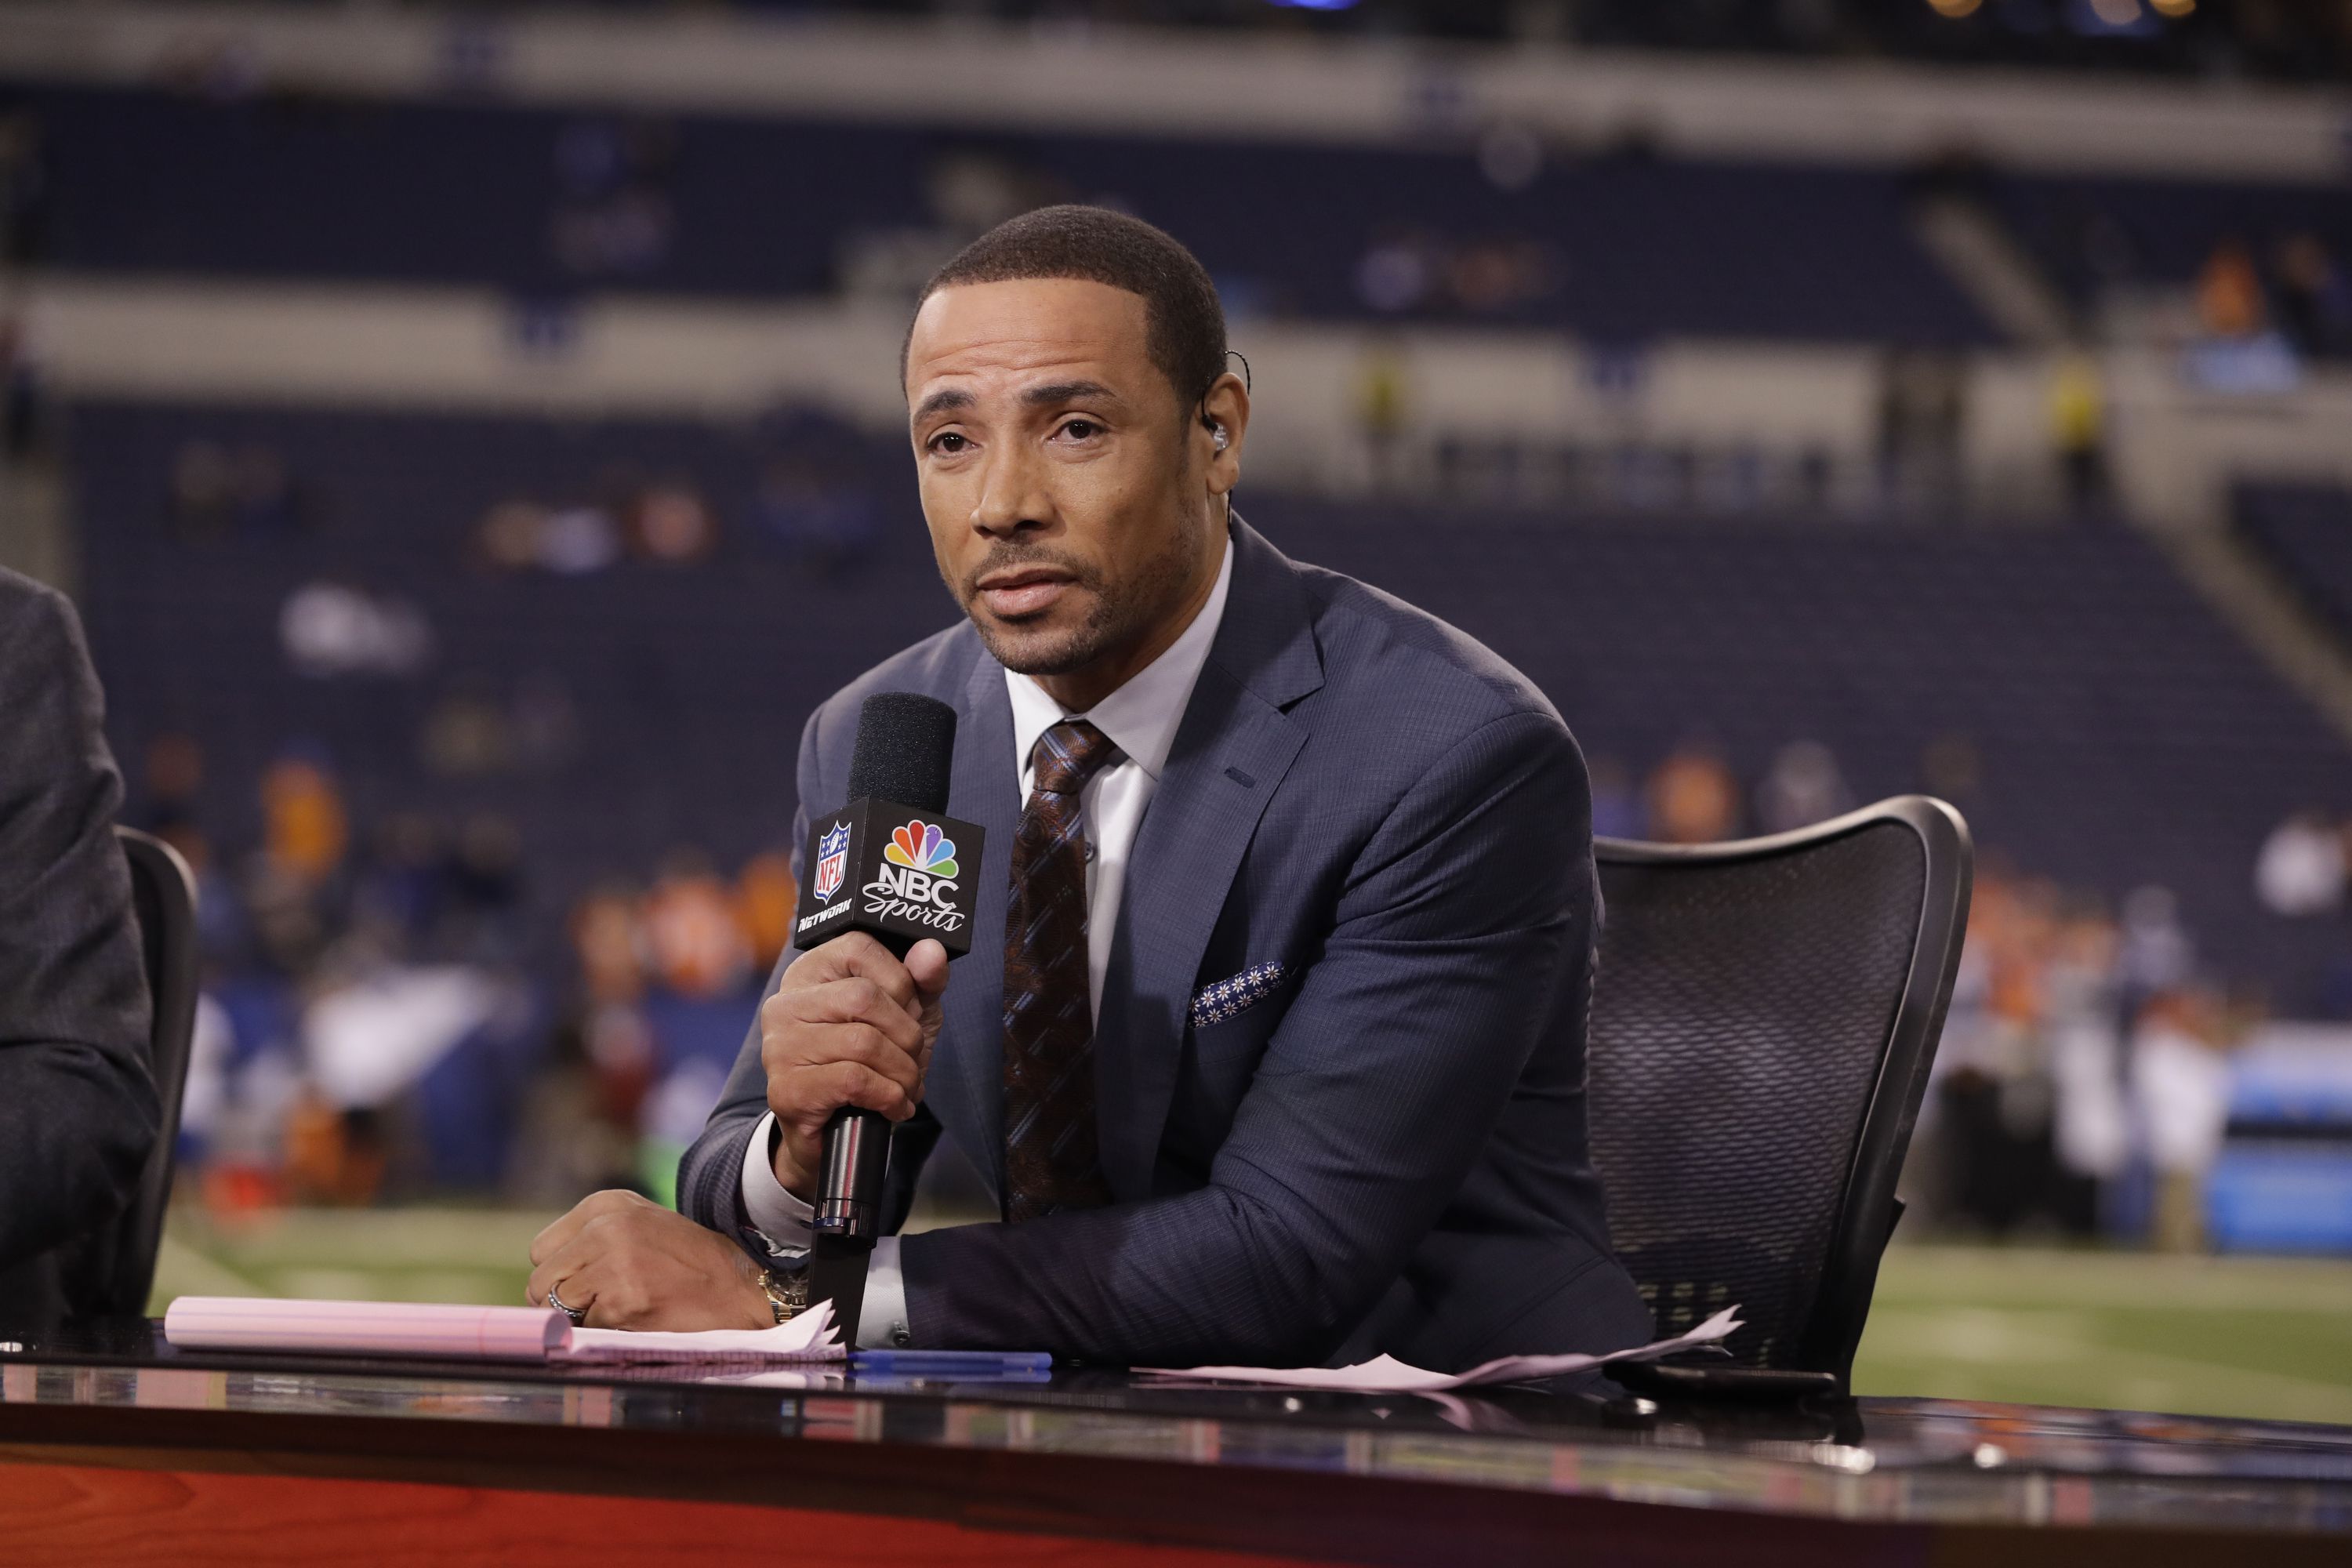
812 822 851 902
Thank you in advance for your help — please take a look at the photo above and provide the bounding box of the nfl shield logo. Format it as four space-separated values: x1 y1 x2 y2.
813 822 850 902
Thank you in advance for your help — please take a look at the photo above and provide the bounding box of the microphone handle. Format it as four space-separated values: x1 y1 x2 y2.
807 928 915 1346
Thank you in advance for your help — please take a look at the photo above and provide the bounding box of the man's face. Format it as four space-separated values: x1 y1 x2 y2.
905 278 1214 684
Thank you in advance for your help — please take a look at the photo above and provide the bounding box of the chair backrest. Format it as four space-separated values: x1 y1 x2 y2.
78 827 201 1318
1586 796 1970 1388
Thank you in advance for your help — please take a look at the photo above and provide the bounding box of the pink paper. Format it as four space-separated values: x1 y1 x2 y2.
163 1296 568 1361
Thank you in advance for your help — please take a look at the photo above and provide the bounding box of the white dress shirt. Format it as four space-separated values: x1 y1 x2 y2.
739 538 1235 1345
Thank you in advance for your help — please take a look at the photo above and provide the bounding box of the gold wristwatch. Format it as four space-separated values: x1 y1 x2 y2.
758 1265 811 1324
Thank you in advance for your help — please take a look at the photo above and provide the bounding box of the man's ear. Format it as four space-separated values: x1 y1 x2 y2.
1199 371 1250 495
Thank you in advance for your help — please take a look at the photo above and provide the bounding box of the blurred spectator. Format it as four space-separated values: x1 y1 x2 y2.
735 849 799 975
642 849 753 1000
421 677 518 778
1875 347 1967 513
2046 901 2127 1231
443 813 526 964
2116 884 2195 1038
2047 348 2109 516
474 499 550 572
2132 986 2234 1253
281 582 434 678
1754 739 1853 833
1646 742 1742 844
2274 233 2351 359
627 481 719 564
572 883 648 1004
282 1094 388 1207
261 755 348 887
2256 811 2347 916
2194 238 2267 339
241 852 329 978
1356 230 1439 314
1588 756 1642 840
351 813 447 956
539 504 622 574
506 1006 646 1206
549 116 679 281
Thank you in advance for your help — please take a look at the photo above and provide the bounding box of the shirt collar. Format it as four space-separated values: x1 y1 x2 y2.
1005 532 1235 788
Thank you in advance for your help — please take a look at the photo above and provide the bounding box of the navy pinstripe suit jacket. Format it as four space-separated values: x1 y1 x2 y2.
681 520 1649 1371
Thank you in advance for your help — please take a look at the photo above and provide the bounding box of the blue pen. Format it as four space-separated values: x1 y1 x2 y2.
851 1349 1054 1375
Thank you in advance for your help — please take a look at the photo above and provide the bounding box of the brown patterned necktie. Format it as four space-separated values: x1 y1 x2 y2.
1001 718 1123 1221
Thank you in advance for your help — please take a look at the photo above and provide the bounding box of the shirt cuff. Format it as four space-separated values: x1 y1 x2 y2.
739 1111 815 1253
861 1238 909 1351
738 1112 913 1350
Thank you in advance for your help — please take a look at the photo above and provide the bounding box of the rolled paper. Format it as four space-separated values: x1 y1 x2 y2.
163 1297 568 1361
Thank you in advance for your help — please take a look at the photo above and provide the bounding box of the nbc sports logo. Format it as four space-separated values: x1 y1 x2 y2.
812 822 851 902
883 820 959 879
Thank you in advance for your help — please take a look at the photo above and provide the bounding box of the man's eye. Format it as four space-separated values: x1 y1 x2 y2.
931 432 968 455
1058 419 1100 441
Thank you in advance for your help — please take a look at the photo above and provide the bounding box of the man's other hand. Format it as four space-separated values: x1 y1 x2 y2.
527 1190 769 1330
760 932 949 1200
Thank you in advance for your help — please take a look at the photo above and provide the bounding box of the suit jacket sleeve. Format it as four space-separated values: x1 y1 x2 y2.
898 706 1594 1367
0 579 158 1269
676 701 937 1248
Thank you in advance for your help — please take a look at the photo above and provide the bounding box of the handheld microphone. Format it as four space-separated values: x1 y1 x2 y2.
790 692 984 1342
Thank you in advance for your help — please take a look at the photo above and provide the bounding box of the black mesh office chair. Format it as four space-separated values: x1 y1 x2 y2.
1587 796 1971 1399
69 827 201 1319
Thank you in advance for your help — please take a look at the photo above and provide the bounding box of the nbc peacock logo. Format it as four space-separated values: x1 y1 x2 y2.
864 818 968 933
884 821 959 879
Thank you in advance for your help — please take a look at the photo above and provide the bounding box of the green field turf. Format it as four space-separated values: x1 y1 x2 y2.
151 1211 2352 1425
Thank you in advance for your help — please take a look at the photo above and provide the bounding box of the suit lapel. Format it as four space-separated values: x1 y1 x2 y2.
931 642 1019 1208
1093 519 1325 1200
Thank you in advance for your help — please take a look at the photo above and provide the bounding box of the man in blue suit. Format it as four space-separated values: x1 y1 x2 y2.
528 206 1649 1372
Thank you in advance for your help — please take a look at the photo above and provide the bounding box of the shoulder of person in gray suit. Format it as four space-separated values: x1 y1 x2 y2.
529 206 1648 1372
0 566 159 1327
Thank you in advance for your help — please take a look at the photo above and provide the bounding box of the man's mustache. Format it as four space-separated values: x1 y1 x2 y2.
960 546 1103 601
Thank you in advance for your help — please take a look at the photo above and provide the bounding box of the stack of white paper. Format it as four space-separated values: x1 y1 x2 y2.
1137 1306 1741 1392
561 1304 841 1365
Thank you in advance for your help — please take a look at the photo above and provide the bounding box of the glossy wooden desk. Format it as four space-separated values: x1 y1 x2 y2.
2 1318 2347 1566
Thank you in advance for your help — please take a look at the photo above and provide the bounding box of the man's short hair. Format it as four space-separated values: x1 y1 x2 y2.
908 205 1228 416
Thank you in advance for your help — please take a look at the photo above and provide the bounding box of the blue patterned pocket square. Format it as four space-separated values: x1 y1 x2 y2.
1189 961 1287 1029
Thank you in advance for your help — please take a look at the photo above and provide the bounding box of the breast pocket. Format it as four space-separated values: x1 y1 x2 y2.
1185 960 1292 1073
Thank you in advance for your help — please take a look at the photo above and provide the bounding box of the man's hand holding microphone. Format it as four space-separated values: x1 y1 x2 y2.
525 932 946 1330
528 693 980 1334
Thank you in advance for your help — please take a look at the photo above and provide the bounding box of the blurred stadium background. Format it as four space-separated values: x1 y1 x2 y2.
4 0 2351 1421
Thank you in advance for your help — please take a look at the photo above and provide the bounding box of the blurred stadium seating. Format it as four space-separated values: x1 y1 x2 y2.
67 397 2352 1007
2238 481 2352 648
11 81 1996 344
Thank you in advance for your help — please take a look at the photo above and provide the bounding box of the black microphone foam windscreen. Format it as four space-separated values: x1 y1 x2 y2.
845 692 957 814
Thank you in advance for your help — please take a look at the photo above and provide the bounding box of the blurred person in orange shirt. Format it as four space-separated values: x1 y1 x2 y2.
1645 741 1741 844
260 755 347 885
641 849 751 999
2195 238 2267 339
735 850 798 975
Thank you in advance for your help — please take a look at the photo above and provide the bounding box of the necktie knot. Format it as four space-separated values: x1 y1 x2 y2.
1031 720 1121 797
